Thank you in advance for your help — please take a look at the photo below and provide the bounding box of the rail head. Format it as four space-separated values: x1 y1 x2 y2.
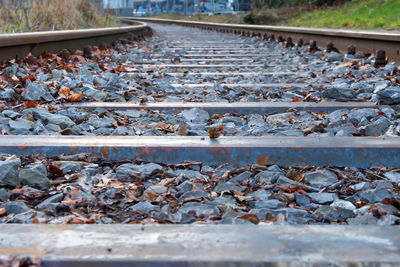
0 21 148 48
128 17 400 42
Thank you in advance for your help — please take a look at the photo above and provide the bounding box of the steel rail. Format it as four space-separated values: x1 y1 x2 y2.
0 21 149 61
128 17 400 63
0 225 399 266
1 136 400 167
62 101 377 113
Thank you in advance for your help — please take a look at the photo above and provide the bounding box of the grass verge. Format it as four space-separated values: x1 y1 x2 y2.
0 0 119 33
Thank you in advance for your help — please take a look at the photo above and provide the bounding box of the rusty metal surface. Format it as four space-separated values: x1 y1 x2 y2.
0 22 148 61
62 101 377 113
130 18 400 63
0 225 399 266
0 136 399 167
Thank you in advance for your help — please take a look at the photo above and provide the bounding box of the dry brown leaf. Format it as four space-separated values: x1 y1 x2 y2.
238 214 259 224
0 208 6 217
147 192 159 199
59 86 71 98
208 126 224 139
68 92 83 102
293 173 304 182
178 121 188 136
154 123 174 133
24 101 38 108
48 164 64 177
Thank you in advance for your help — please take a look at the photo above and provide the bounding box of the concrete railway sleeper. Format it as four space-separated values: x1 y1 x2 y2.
0 19 399 266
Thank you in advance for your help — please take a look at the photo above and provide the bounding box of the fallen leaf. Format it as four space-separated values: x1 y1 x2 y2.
20 74 36 82
178 121 188 136
48 164 64 177
59 86 71 98
208 126 224 139
24 101 38 108
154 123 174 133
0 208 6 216
292 97 302 102
146 192 159 199
238 214 259 224
293 173 305 182
377 111 385 115
68 92 83 102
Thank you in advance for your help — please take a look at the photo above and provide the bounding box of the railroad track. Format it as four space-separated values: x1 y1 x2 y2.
0 19 399 266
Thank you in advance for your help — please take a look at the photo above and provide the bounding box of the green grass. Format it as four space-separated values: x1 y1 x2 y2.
288 0 400 30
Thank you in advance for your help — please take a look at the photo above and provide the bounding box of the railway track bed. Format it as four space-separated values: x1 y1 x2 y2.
0 20 399 266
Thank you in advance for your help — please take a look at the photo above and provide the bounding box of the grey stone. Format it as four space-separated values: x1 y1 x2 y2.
179 191 209 200
330 200 356 211
57 108 89 120
251 208 312 224
214 182 245 192
116 163 162 178
144 185 167 195
173 169 208 180
255 170 285 184
359 188 392 203
130 202 160 213
384 171 400 183
115 110 146 119
2 110 19 119
246 190 271 201
359 117 391 136
179 202 219 218
373 180 394 190
208 195 237 207
323 87 357 101
176 180 193 192
19 169 51 189
0 158 21 187
0 88 15 100
312 206 355 222
169 211 197 224
266 112 293 124
304 170 338 189
276 176 302 186
230 171 253 183
0 188 9 202
9 119 33 132
22 81 54 101
180 108 210 124
254 199 285 209
309 193 338 204
1 201 30 215
26 163 47 176
347 108 378 125
60 162 81 173
377 87 400 104
348 214 378 225
353 182 371 191
295 193 310 207
36 193 64 211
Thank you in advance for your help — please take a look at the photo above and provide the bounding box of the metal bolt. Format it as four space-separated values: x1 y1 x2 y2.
309 40 320 53
59 49 71 61
374 50 388 68
326 42 339 53
26 55 37 65
347 45 356 55
277 36 285 43
285 37 294 48
263 34 268 40
269 35 275 41
98 43 108 51
297 38 304 47
83 46 93 58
